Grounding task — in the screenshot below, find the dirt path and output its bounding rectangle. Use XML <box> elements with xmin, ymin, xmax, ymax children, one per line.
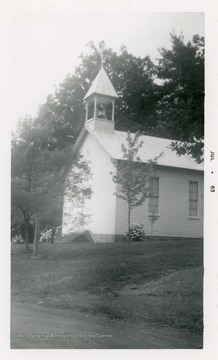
<box><xmin>11</xmin><ymin>302</ymin><xmax>202</xmax><ymax>349</ymax></box>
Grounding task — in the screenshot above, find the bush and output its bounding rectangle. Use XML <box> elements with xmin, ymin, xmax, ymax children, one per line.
<box><xmin>11</xmin><ymin>222</ymin><xmax>34</xmax><ymax>243</ymax></box>
<box><xmin>40</xmin><ymin>226</ymin><xmax>62</xmax><ymax>243</ymax></box>
<box><xmin>11</xmin><ymin>235</ymin><xmax>24</xmax><ymax>244</ymax></box>
<box><xmin>126</xmin><ymin>223</ymin><xmax>145</xmax><ymax>242</ymax></box>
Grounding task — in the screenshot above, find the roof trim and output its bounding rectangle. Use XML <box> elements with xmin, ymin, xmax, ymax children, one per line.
<box><xmin>154</xmin><ymin>163</ymin><xmax>204</xmax><ymax>173</ymax></box>
<box><xmin>73</xmin><ymin>127</ymin><xmax>88</xmax><ymax>154</ymax></box>
<box><xmin>74</xmin><ymin>124</ymin><xmax>204</xmax><ymax>172</ymax></box>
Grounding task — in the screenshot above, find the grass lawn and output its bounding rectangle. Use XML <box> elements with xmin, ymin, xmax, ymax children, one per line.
<box><xmin>11</xmin><ymin>239</ymin><xmax>203</xmax><ymax>338</ymax></box>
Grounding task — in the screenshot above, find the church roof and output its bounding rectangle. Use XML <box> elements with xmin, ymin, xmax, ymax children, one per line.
<box><xmin>78</xmin><ymin>123</ymin><xmax>203</xmax><ymax>172</ymax></box>
<box><xmin>84</xmin><ymin>67</ymin><xmax>118</xmax><ymax>101</ymax></box>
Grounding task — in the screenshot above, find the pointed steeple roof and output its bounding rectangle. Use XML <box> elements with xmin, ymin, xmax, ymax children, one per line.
<box><xmin>84</xmin><ymin>67</ymin><xmax>118</xmax><ymax>101</ymax></box>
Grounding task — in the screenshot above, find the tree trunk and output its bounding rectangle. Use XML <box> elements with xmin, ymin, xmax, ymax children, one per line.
<box><xmin>25</xmin><ymin>219</ymin><xmax>29</xmax><ymax>251</ymax></box>
<box><xmin>33</xmin><ymin>219</ymin><xmax>39</xmax><ymax>257</ymax></box>
<box><xmin>128</xmin><ymin>203</ymin><xmax>131</xmax><ymax>243</ymax></box>
<box><xmin>50</xmin><ymin>228</ymin><xmax>56</xmax><ymax>244</ymax></box>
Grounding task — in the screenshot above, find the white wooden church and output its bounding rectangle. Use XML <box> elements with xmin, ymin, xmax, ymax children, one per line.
<box><xmin>62</xmin><ymin>63</ymin><xmax>204</xmax><ymax>242</ymax></box>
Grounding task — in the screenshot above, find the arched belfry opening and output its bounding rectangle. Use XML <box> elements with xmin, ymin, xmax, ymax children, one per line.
<box><xmin>83</xmin><ymin>61</ymin><xmax>118</xmax><ymax>131</ymax></box>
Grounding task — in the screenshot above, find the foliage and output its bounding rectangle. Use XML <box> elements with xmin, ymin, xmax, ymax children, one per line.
<box><xmin>111</xmin><ymin>132</ymin><xmax>153</xmax><ymax>210</ymax></box>
<box><xmin>81</xmin><ymin>43</ymin><xmax>158</xmax><ymax>133</ymax></box>
<box><xmin>36</xmin><ymin>37</ymin><xmax>204</xmax><ymax>162</ymax></box>
<box><xmin>111</xmin><ymin>131</ymin><xmax>156</xmax><ymax>239</ymax></box>
<box><xmin>155</xmin><ymin>34</ymin><xmax>204</xmax><ymax>162</ymax></box>
<box><xmin>126</xmin><ymin>223</ymin><xmax>145</xmax><ymax>242</ymax></box>
<box><xmin>11</xmin><ymin>116</ymin><xmax>90</xmax><ymax>250</ymax></box>
<box><xmin>62</xmin><ymin>162</ymin><xmax>92</xmax><ymax>233</ymax></box>
<box><xmin>39</xmin><ymin>226</ymin><xmax>62</xmax><ymax>243</ymax></box>
<box><xmin>11</xmin><ymin>34</ymin><xmax>204</xmax><ymax>249</ymax></box>
<box><xmin>11</xmin><ymin>236</ymin><xmax>24</xmax><ymax>244</ymax></box>
<box><xmin>20</xmin><ymin>222</ymin><xmax>34</xmax><ymax>243</ymax></box>
<box><xmin>36</xmin><ymin>42</ymin><xmax>158</xmax><ymax>149</ymax></box>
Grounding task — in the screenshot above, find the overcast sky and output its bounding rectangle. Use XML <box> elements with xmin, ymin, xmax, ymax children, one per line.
<box><xmin>4</xmin><ymin>3</ymin><xmax>205</xmax><ymax>129</ymax></box>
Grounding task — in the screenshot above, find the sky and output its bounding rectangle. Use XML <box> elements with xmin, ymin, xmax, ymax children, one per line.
<box><xmin>3</xmin><ymin>2</ymin><xmax>205</xmax><ymax>130</ymax></box>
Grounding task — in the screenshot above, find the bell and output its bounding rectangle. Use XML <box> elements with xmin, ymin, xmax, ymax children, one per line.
<box><xmin>97</xmin><ymin>109</ymin><xmax>106</xmax><ymax>119</ymax></box>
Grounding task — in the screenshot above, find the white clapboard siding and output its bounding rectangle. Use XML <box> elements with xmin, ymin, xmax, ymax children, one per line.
<box><xmin>63</xmin><ymin>124</ymin><xmax>203</xmax><ymax>239</ymax></box>
<box><xmin>115</xmin><ymin>166</ymin><xmax>203</xmax><ymax>238</ymax></box>
<box><xmin>79</xmin><ymin>133</ymin><xmax>117</xmax><ymax>235</ymax></box>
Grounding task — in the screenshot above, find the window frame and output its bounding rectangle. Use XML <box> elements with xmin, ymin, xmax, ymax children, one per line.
<box><xmin>189</xmin><ymin>181</ymin><xmax>198</xmax><ymax>217</ymax></box>
<box><xmin>148</xmin><ymin>177</ymin><xmax>159</xmax><ymax>214</ymax></box>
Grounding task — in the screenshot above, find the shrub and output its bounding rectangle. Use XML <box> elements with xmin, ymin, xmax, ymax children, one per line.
<box><xmin>126</xmin><ymin>223</ymin><xmax>145</xmax><ymax>242</ymax></box>
<box><xmin>11</xmin><ymin>222</ymin><xmax>34</xmax><ymax>243</ymax></box>
<box><xmin>40</xmin><ymin>226</ymin><xmax>62</xmax><ymax>243</ymax></box>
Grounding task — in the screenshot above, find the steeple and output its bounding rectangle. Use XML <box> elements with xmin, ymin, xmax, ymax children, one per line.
<box><xmin>83</xmin><ymin>50</ymin><xmax>118</xmax><ymax>132</ymax></box>
<box><xmin>84</xmin><ymin>67</ymin><xmax>118</xmax><ymax>102</ymax></box>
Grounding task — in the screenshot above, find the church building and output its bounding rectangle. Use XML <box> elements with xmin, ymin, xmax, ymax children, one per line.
<box><xmin>62</xmin><ymin>62</ymin><xmax>204</xmax><ymax>242</ymax></box>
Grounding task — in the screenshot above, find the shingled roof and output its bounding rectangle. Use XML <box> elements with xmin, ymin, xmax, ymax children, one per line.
<box><xmin>84</xmin><ymin>67</ymin><xmax>118</xmax><ymax>101</ymax></box>
<box><xmin>76</xmin><ymin>122</ymin><xmax>203</xmax><ymax>172</ymax></box>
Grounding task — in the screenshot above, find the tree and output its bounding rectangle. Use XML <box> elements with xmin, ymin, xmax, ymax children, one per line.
<box><xmin>11</xmin><ymin>116</ymin><xmax>90</xmax><ymax>252</ymax></box>
<box><xmin>36</xmin><ymin>42</ymin><xmax>158</xmax><ymax>149</ymax></box>
<box><xmin>79</xmin><ymin>43</ymin><xmax>158</xmax><ymax>133</ymax></box>
<box><xmin>39</xmin><ymin>196</ymin><xmax>63</xmax><ymax>244</ymax></box>
<box><xmin>11</xmin><ymin>208</ymin><xmax>34</xmax><ymax>244</ymax></box>
<box><xmin>37</xmin><ymin>38</ymin><xmax>204</xmax><ymax>162</ymax></box>
<box><xmin>155</xmin><ymin>34</ymin><xmax>204</xmax><ymax>162</ymax></box>
<box><xmin>110</xmin><ymin>132</ymin><xmax>157</xmax><ymax>241</ymax></box>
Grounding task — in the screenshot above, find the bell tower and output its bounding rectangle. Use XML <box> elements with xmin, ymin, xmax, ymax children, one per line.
<box><xmin>83</xmin><ymin>46</ymin><xmax>118</xmax><ymax>132</ymax></box>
